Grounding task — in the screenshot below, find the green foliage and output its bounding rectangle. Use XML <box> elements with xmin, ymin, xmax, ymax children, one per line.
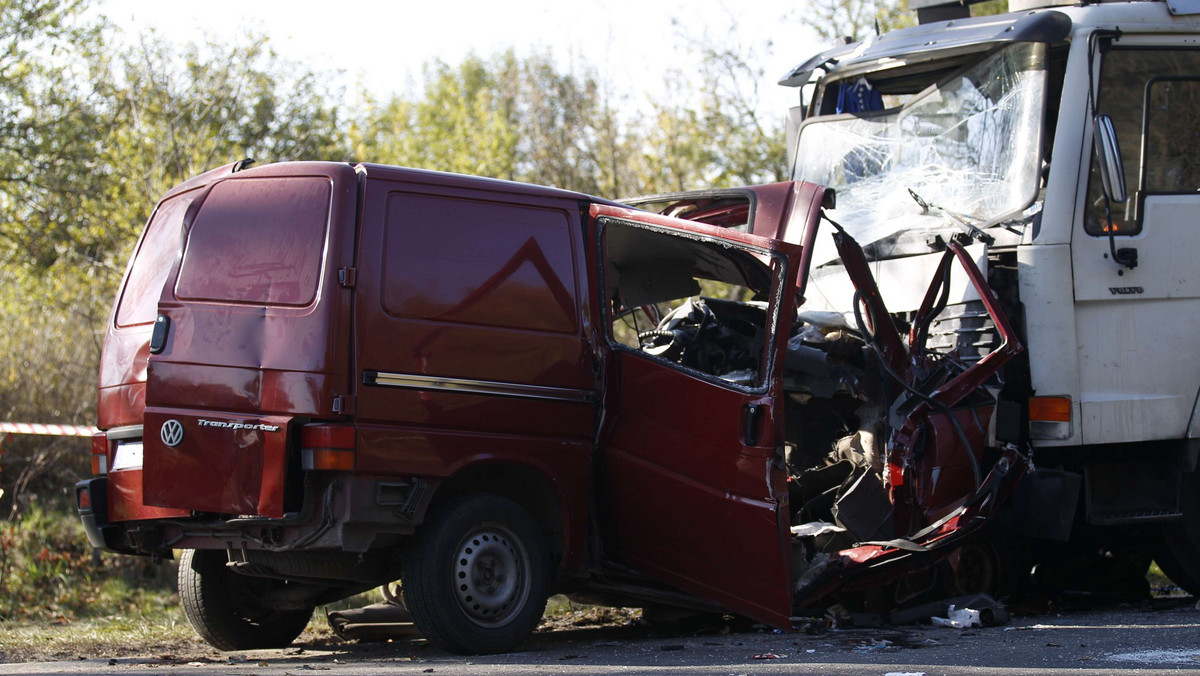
<box><xmin>0</xmin><ymin>0</ymin><xmax>110</xmax><ymax>269</ymax></box>
<box><xmin>0</xmin><ymin>3</ymin><xmax>351</xmax><ymax>516</ymax></box>
<box><xmin>0</xmin><ymin>504</ymin><xmax>176</xmax><ymax>622</ymax></box>
<box><xmin>971</xmin><ymin>0</ymin><xmax>1010</xmax><ymax>17</ymax></box>
<box><xmin>357</xmin><ymin>55</ymin><xmax>516</xmax><ymax>178</ymax></box>
<box><xmin>354</xmin><ymin>44</ymin><xmax>786</xmax><ymax>198</ymax></box>
<box><xmin>803</xmin><ymin>0</ymin><xmax>915</xmax><ymax>43</ymax></box>
<box><xmin>99</xmin><ymin>34</ymin><xmax>350</xmax><ymax>210</ymax></box>
<box><xmin>0</xmin><ymin>252</ymin><xmax>101</xmax><ymax>515</ymax></box>
<box><xmin>654</xmin><ymin>20</ymin><xmax>789</xmax><ymax>190</ymax></box>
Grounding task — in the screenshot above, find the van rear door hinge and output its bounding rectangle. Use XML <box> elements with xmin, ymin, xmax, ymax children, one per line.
<box><xmin>333</xmin><ymin>395</ymin><xmax>356</xmax><ymax>415</ymax></box>
<box><xmin>338</xmin><ymin>267</ymin><xmax>357</xmax><ymax>288</ymax></box>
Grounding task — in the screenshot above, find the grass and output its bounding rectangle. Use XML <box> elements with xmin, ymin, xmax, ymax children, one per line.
<box><xmin>0</xmin><ymin>614</ymin><xmax>199</xmax><ymax>662</ymax></box>
<box><xmin>0</xmin><ymin>505</ymin><xmax>196</xmax><ymax>662</ymax></box>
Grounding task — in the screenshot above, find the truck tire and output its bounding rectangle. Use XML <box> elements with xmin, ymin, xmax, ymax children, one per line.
<box><xmin>178</xmin><ymin>549</ymin><xmax>314</xmax><ymax>651</ymax></box>
<box><xmin>403</xmin><ymin>494</ymin><xmax>549</xmax><ymax>654</ymax></box>
<box><xmin>1159</xmin><ymin>473</ymin><xmax>1200</xmax><ymax>596</ymax></box>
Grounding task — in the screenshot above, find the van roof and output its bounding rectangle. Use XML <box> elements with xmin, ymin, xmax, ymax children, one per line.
<box><xmin>356</xmin><ymin>163</ymin><xmax>625</xmax><ymax>205</ymax></box>
<box><xmin>160</xmin><ymin>160</ymin><xmax>627</xmax><ymax>208</ymax></box>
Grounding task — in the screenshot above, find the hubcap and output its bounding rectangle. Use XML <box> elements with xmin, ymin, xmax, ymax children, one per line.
<box><xmin>452</xmin><ymin>523</ymin><xmax>530</xmax><ymax>627</ymax></box>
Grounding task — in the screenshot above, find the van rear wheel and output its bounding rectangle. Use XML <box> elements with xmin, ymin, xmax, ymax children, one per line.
<box><xmin>403</xmin><ymin>495</ymin><xmax>549</xmax><ymax>654</ymax></box>
<box><xmin>178</xmin><ymin>549</ymin><xmax>314</xmax><ymax>651</ymax></box>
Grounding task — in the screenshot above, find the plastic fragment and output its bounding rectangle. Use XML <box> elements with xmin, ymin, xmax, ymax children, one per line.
<box><xmin>931</xmin><ymin>605</ymin><xmax>982</xmax><ymax>629</ymax></box>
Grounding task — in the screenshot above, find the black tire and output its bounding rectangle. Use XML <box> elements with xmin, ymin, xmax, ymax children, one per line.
<box><xmin>403</xmin><ymin>494</ymin><xmax>550</xmax><ymax>654</ymax></box>
<box><xmin>178</xmin><ymin>549</ymin><xmax>314</xmax><ymax>651</ymax></box>
<box><xmin>1159</xmin><ymin>471</ymin><xmax>1200</xmax><ymax>596</ymax></box>
<box><xmin>949</xmin><ymin>533</ymin><xmax>1028</xmax><ymax>600</ymax></box>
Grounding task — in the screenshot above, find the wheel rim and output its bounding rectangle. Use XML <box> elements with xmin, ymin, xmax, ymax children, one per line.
<box><xmin>452</xmin><ymin>522</ymin><xmax>531</xmax><ymax>627</ymax></box>
<box><xmin>953</xmin><ymin>540</ymin><xmax>998</xmax><ymax>596</ymax></box>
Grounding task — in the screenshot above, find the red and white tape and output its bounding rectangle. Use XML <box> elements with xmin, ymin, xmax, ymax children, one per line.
<box><xmin>0</xmin><ymin>422</ymin><xmax>100</xmax><ymax>437</ymax></box>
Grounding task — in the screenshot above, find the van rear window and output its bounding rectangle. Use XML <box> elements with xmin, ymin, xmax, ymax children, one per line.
<box><xmin>176</xmin><ymin>177</ymin><xmax>332</xmax><ymax>306</ymax></box>
<box><xmin>115</xmin><ymin>192</ymin><xmax>196</xmax><ymax>327</ymax></box>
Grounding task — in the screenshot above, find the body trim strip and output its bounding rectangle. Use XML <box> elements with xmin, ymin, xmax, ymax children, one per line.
<box><xmin>362</xmin><ymin>371</ymin><xmax>597</xmax><ymax>404</ymax></box>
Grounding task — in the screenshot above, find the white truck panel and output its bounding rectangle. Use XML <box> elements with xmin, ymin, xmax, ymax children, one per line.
<box><xmin>805</xmin><ymin>243</ymin><xmax>987</xmax><ymax>315</ymax></box>
<box><xmin>1019</xmin><ymin>243</ymin><xmax>1084</xmax><ymax>446</ymax></box>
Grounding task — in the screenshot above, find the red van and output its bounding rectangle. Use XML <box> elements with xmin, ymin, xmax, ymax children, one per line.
<box><xmin>78</xmin><ymin>161</ymin><xmax>1025</xmax><ymax>654</ymax></box>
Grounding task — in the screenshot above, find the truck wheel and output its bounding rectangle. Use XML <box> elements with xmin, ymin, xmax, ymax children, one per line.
<box><xmin>403</xmin><ymin>494</ymin><xmax>549</xmax><ymax>654</ymax></box>
<box><xmin>1159</xmin><ymin>474</ymin><xmax>1200</xmax><ymax>596</ymax></box>
<box><xmin>178</xmin><ymin>549</ymin><xmax>314</xmax><ymax>651</ymax></box>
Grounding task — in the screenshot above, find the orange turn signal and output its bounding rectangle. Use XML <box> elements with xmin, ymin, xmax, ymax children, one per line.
<box><xmin>305</xmin><ymin>448</ymin><xmax>355</xmax><ymax>471</ymax></box>
<box><xmin>301</xmin><ymin>424</ymin><xmax>355</xmax><ymax>471</ymax></box>
<box><xmin>1029</xmin><ymin>396</ymin><xmax>1071</xmax><ymax>422</ymax></box>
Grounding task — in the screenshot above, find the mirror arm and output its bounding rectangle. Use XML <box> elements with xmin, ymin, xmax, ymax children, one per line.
<box><xmin>1101</xmin><ymin>194</ymin><xmax>1138</xmax><ymax>270</ymax></box>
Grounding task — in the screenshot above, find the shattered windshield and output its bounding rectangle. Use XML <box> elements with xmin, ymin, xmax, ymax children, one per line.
<box><xmin>794</xmin><ymin>43</ymin><xmax>1047</xmax><ymax>266</ymax></box>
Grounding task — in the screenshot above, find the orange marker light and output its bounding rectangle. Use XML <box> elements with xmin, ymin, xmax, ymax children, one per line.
<box><xmin>1029</xmin><ymin>396</ymin><xmax>1071</xmax><ymax>422</ymax></box>
<box><xmin>301</xmin><ymin>424</ymin><xmax>356</xmax><ymax>471</ymax></box>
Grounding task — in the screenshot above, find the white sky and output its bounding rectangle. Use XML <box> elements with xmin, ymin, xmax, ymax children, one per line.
<box><xmin>97</xmin><ymin>0</ymin><xmax>824</xmax><ymax>118</ymax></box>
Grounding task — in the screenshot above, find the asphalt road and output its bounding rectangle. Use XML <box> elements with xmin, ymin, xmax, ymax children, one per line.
<box><xmin>4</xmin><ymin>603</ymin><xmax>1200</xmax><ymax>675</ymax></box>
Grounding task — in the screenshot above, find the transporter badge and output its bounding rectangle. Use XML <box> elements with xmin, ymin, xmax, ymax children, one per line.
<box><xmin>160</xmin><ymin>419</ymin><xmax>184</xmax><ymax>447</ymax></box>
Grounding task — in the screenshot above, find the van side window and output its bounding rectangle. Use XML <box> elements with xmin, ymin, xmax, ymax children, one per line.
<box><xmin>381</xmin><ymin>194</ymin><xmax>578</xmax><ymax>333</ymax></box>
<box><xmin>176</xmin><ymin>177</ymin><xmax>332</xmax><ymax>306</ymax></box>
<box><xmin>1085</xmin><ymin>48</ymin><xmax>1200</xmax><ymax>236</ymax></box>
<box><xmin>602</xmin><ymin>218</ymin><xmax>781</xmax><ymax>390</ymax></box>
<box><xmin>115</xmin><ymin>192</ymin><xmax>196</xmax><ymax>327</ymax></box>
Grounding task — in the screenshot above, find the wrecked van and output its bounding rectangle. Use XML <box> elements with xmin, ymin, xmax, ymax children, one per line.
<box><xmin>77</xmin><ymin>161</ymin><xmax>1025</xmax><ymax>654</ymax></box>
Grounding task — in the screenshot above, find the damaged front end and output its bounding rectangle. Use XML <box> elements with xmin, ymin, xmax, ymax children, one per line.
<box><xmin>629</xmin><ymin>186</ymin><xmax>1027</xmax><ymax>616</ymax></box>
<box><xmin>787</xmin><ymin>224</ymin><xmax>1026</xmax><ymax>611</ymax></box>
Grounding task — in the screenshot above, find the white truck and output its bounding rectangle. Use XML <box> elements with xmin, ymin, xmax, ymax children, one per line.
<box><xmin>780</xmin><ymin>0</ymin><xmax>1200</xmax><ymax>596</ymax></box>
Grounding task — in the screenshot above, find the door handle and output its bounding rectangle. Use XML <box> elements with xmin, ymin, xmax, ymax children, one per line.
<box><xmin>742</xmin><ymin>403</ymin><xmax>763</xmax><ymax>447</ymax></box>
<box><xmin>149</xmin><ymin>314</ymin><xmax>170</xmax><ymax>354</ymax></box>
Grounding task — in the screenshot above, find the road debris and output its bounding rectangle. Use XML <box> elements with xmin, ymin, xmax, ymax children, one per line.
<box><xmin>932</xmin><ymin>605</ymin><xmax>983</xmax><ymax>629</ymax></box>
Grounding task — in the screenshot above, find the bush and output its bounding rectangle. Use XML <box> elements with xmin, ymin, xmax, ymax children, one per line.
<box><xmin>0</xmin><ymin>504</ymin><xmax>176</xmax><ymax>622</ymax></box>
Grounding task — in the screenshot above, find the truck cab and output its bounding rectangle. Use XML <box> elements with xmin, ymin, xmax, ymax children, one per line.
<box><xmin>781</xmin><ymin>0</ymin><xmax>1200</xmax><ymax>594</ymax></box>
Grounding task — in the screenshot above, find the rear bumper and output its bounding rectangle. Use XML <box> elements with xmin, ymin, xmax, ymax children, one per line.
<box><xmin>76</xmin><ymin>478</ymin><xmax>139</xmax><ymax>555</ymax></box>
<box><xmin>75</xmin><ymin>473</ymin><xmax>436</xmax><ymax>556</ymax></box>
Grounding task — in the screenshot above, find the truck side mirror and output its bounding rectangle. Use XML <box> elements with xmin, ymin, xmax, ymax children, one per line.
<box><xmin>1093</xmin><ymin>114</ymin><xmax>1128</xmax><ymax>204</ymax></box>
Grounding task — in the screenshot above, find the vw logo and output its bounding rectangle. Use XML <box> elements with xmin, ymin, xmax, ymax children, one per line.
<box><xmin>160</xmin><ymin>419</ymin><xmax>184</xmax><ymax>448</ymax></box>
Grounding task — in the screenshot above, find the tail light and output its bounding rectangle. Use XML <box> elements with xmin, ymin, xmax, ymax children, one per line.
<box><xmin>301</xmin><ymin>424</ymin><xmax>355</xmax><ymax>471</ymax></box>
<box><xmin>1029</xmin><ymin>395</ymin><xmax>1072</xmax><ymax>440</ymax></box>
<box><xmin>77</xmin><ymin>484</ymin><xmax>92</xmax><ymax>511</ymax></box>
<box><xmin>91</xmin><ymin>432</ymin><xmax>109</xmax><ymax>475</ymax></box>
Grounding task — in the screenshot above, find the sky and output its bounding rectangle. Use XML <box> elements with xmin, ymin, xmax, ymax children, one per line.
<box><xmin>97</xmin><ymin>0</ymin><xmax>824</xmax><ymax>117</ymax></box>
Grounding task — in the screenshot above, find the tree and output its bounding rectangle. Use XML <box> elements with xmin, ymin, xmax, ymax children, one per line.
<box><xmin>637</xmin><ymin>17</ymin><xmax>789</xmax><ymax>193</ymax></box>
<box><xmin>0</xmin><ymin>0</ymin><xmax>111</xmax><ymax>270</ymax></box>
<box><xmin>0</xmin><ymin>3</ymin><xmax>351</xmax><ymax>515</ymax></box>
<box><xmin>801</xmin><ymin>0</ymin><xmax>915</xmax><ymax>43</ymax></box>
<box><xmin>357</xmin><ymin>54</ymin><xmax>518</xmax><ymax>179</ymax></box>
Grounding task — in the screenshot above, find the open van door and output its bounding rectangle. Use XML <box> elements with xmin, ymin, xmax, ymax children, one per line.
<box><xmin>591</xmin><ymin>204</ymin><xmax>806</xmax><ymax>630</ymax></box>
